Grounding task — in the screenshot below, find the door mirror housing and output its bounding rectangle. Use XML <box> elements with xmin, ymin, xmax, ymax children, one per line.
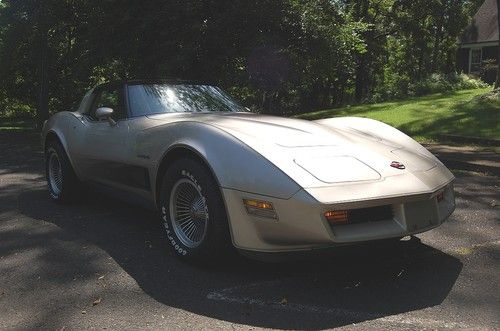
<box><xmin>96</xmin><ymin>107</ymin><xmax>114</xmax><ymax>119</ymax></box>
<box><xmin>95</xmin><ymin>107</ymin><xmax>116</xmax><ymax>126</ymax></box>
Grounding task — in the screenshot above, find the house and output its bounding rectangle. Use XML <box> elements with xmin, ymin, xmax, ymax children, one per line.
<box><xmin>458</xmin><ymin>0</ymin><xmax>499</xmax><ymax>76</ymax></box>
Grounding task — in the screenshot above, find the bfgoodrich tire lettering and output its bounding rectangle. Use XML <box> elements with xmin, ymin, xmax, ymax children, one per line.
<box><xmin>160</xmin><ymin>158</ymin><xmax>232</xmax><ymax>263</ymax></box>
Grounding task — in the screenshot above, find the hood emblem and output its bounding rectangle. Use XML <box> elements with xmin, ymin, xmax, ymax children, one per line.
<box><xmin>390</xmin><ymin>161</ymin><xmax>405</xmax><ymax>170</ymax></box>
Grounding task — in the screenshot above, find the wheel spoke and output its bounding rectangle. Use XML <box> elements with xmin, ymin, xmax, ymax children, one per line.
<box><xmin>184</xmin><ymin>222</ymin><xmax>196</xmax><ymax>237</ymax></box>
<box><xmin>169</xmin><ymin>178</ymin><xmax>209</xmax><ymax>248</ymax></box>
<box><xmin>181</xmin><ymin>219</ymin><xmax>194</xmax><ymax>231</ymax></box>
<box><xmin>192</xmin><ymin>225</ymin><xmax>202</xmax><ymax>242</ymax></box>
<box><xmin>176</xmin><ymin>195</ymin><xmax>193</xmax><ymax>206</ymax></box>
<box><xmin>177</xmin><ymin>215</ymin><xmax>192</xmax><ymax>224</ymax></box>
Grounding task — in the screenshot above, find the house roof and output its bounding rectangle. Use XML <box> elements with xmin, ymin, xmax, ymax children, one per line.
<box><xmin>460</xmin><ymin>0</ymin><xmax>499</xmax><ymax>45</ymax></box>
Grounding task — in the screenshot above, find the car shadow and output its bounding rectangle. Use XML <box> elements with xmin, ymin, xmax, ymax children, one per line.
<box><xmin>17</xmin><ymin>188</ymin><xmax>463</xmax><ymax>329</ymax></box>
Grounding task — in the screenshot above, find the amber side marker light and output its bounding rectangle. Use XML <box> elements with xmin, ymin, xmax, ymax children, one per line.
<box><xmin>437</xmin><ymin>191</ymin><xmax>444</xmax><ymax>203</ymax></box>
<box><xmin>325</xmin><ymin>210</ymin><xmax>349</xmax><ymax>224</ymax></box>
<box><xmin>243</xmin><ymin>199</ymin><xmax>277</xmax><ymax>219</ymax></box>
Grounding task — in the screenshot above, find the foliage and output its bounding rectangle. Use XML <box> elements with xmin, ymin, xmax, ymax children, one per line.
<box><xmin>361</xmin><ymin>72</ymin><xmax>488</xmax><ymax>102</ymax></box>
<box><xmin>0</xmin><ymin>0</ymin><xmax>493</xmax><ymax>123</ymax></box>
<box><xmin>297</xmin><ymin>88</ymin><xmax>499</xmax><ymax>141</ymax></box>
<box><xmin>409</xmin><ymin>73</ymin><xmax>489</xmax><ymax>96</ymax></box>
<box><xmin>471</xmin><ymin>87</ymin><xmax>500</xmax><ymax>102</ymax></box>
<box><xmin>480</xmin><ymin>59</ymin><xmax>498</xmax><ymax>85</ymax></box>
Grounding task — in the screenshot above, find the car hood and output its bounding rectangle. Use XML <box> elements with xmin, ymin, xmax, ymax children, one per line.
<box><xmin>148</xmin><ymin>112</ymin><xmax>374</xmax><ymax>147</ymax></box>
<box><xmin>147</xmin><ymin>112</ymin><xmax>450</xmax><ymax>192</ymax></box>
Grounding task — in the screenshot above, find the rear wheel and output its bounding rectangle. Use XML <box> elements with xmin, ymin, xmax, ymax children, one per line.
<box><xmin>45</xmin><ymin>140</ymin><xmax>80</xmax><ymax>203</ymax></box>
<box><xmin>159</xmin><ymin>158</ymin><xmax>232</xmax><ymax>264</ymax></box>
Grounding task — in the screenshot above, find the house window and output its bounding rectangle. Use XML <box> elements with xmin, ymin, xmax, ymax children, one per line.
<box><xmin>470</xmin><ymin>48</ymin><xmax>482</xmax><ymax>73</ymax></box>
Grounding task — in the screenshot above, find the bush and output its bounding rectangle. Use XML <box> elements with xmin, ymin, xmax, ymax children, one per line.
<box><xmin>480</xmin><ymin>59</ymin><xmax>497</xmax><ymax>85</ymax></box>
<box><xmin>370</xmin><ymin>70</ymin><xmax>411</xmax><ymax>103</ymax></box>
<box><xmin>369</xmin><ymin>73</ymin><xmax>488</xmax><ymax>103</ymax></box>
<box><xmin>471</xmin><ymin>88</ymin><xmax>500</xmax><ymax>102</ymax></box>
<box><xmin>0</xmin><ymin>97</ymin><xmax>36</xmax><ymax>119</ymax></box>
<box><xmin>408</xmin><ymin>73</ymin><xmax>489</xmax><ymax>96</ymax></box>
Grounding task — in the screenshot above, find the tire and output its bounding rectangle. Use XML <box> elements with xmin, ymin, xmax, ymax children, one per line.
<box><xmin>45</xmin><ymin>140</ymin><xmax>80</xmax><ymax>203</ymax></box>
<box><xmin>159</xmin><ymin>157</ymin><xmax>232</xmax><ymax>264</ymax></box>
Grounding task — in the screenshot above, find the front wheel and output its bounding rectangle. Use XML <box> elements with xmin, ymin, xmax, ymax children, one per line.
<box><xmin>159</xmin><ymin>158</ymin><xmax>232</xmax><ymax>264</ymax></box>
<box><xmin>45</xmin><ymin>140</ymin><xmax>80</xmax><ymax>203</ymax></box>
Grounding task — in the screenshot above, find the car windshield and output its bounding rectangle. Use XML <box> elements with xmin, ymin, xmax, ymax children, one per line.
<box><xmin>127</xmin><ymin>84</ymin><xmax>246</xmax><ymax>116</ymax></box>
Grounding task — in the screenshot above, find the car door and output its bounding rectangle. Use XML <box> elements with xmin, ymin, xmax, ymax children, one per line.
<box><xmin>78</xmin><ymin>84</ymin><xmax>138</xmax><ymax>190</ymax></box>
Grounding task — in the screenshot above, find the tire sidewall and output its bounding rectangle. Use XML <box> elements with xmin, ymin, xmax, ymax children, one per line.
<box><xmin>160</xmin><ymin>159</ymin><xmax>228</xmax><ymax>260</ymax></box>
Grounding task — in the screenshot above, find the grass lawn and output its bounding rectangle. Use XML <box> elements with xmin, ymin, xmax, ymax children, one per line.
<box><xmin>297</xmin><ymin>88</ymin><xmax>499</xmax><ymax>142</ymax></box>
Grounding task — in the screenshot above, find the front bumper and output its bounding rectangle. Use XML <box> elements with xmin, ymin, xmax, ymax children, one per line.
<box><xmin>222</xmin><ymin>182</ymin><xmax>455</xmax><ymax>253</ymax></box>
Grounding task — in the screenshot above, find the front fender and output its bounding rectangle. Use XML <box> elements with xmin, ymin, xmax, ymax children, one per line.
<box><xmin>138</xmin><ymin>121</ymin><xmax>302</xmax><ymax>200</ymax></box>
<box><xmin>41</xmin><ymin>112</ymin><xmax>85</xmax><ymax>177</ymax></box>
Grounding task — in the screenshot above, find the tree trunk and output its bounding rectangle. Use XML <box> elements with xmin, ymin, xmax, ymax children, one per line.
<box><xmin>432</xmin><ymin>5</ymin><xmax>445</xmax><ymax>72</ymax></box>
<box><xmin>496</xmin><ymin>0</ymin><xmax>500</xmax><ymax>89</ymax></box>
<box><xmin>355</xmin><ymin>57</ymin><xmax>367</xmax><ymax>102</ymax></box>
<box><xmin>35</xmin><ymin>0</ymin><xmax>50</xmax><ymax>130</ymax></box>
<box><xmin>37</xmin><ymin>31</ymin><xmax>49</xmax><ymax>130</ymax></box>
<box><xmin>354</xmin><ymin>0</ymin><xmax>369</xmax><ymax>102</ymax></box>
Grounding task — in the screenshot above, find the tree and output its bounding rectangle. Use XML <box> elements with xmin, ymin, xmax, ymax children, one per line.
<box><xmin>496</xmin><ymin>0</ymin><xmax>500</xmax><ymax>89</ymax></box>
<box><xmin>0</xmin><ymin>0</ymin><xmax>96</xmax><ymax>126</ymax></box>
<box><xmin>0</xmin><ymin>0</ymin><xmax>489</xmax><ymax>120</ymax></box>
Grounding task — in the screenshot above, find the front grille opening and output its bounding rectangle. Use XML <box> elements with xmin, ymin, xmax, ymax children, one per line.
<box><xmin>336</xmin><ymin>205</ymin><xmax>393</xmax><ymax>226</ymax></box>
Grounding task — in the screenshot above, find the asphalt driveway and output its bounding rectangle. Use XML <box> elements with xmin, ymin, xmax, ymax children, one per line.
<box><xmin>0</xmin><ymin>132</ymin><xmax>499</xmax><ymax>330</ymax></box>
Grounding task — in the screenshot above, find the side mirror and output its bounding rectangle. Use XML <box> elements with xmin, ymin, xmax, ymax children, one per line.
<box><xmin>95</xmin><ymin>107</ymin><xmax>116</xmax><ymax>126</ymax></box>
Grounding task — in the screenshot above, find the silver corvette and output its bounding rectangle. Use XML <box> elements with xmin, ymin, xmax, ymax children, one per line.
<box><xmin>42</xmin><ymin>80</ymin><xmax>456</xmax><ymax>262</ymax></box>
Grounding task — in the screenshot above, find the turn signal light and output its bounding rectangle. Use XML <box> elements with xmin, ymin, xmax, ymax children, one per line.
<box><xmin>437</xmin><ymin>191</ymin><xmax>444</xmax><ymax>202</ymax></box>
<box><xmin>243</xmin><ymin>199</ymin><xmax>277</xmax><ymax>219</ymax></box>
<box><xmin>243</xmin><ymin>199</ymin><xmax>273</xmax><ymax>210</ymax></box>
<box><xmin>324</xmin><ymin>210</ymin><xmax>348</xmax><ymax>224</ymax></box>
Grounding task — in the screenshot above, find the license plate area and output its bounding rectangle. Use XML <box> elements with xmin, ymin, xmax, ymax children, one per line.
<box><xmin>404</xmin><ymin>199</ymin><xmax>438</xmax><ymax>231</ymax></box>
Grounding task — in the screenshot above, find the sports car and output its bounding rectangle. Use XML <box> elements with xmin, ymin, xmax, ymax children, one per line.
<box><xmin>41</xmin><ymin>80</ymin><xmax>456</xmax><ymax>262</ymax></box>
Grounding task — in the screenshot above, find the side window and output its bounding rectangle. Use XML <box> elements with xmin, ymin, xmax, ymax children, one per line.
<box><xmin>89</xmin><ymin>86</ymin><xmax>126</xmax><ymax>121</ymax></box>
<box><xmin>127</xmin><ymin>85</ymin><xmax>151</xmax><ymax>117</ymax></box>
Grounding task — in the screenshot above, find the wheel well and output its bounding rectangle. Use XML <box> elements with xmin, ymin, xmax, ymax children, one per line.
<box><xmin>44</xmin><ymin>131</ymin><xmax>62</xmax><ymax>151</ymax></box>
<box><xmin>155</xmin><ymin>146</ymin><xmax>219</xmax><ymax>206</ymax></box>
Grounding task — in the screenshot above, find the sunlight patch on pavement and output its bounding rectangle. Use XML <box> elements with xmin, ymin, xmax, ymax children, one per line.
<box><xmin>447</xmin><ymin>240</ymin><xmax>500</xmax><ymax>257</ymax></box>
